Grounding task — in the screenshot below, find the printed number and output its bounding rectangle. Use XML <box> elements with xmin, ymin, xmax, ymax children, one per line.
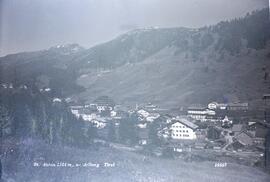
<box><xmin>214</xmin><ymin>162</ymin><xmax>227</xmax><ymax>167</ymax></box>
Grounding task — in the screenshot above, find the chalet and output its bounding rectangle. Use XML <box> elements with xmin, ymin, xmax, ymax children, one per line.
<box><xmin>170</xmin><ymin>117</ymin><xmax>198</xmax><ymax>140</ymax></box>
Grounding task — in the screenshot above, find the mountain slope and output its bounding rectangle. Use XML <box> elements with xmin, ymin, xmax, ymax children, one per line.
<box><xmin>0</xmin><ymin>9</ymin><xmax>269</xmax><ymax>108</ymax></box>
<box><xmin>73</xmin><ymin>9</ymin><xmax>270</xmax><ymax>107</ymax></box>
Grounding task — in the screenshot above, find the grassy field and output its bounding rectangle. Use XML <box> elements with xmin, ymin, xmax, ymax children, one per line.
<box><xmin>2</xmin><ymin>140</ymin><xmax>270</xmax><ymax>182</ymax></box>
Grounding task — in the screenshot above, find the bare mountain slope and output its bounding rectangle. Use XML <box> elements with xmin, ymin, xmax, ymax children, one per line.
<box><xmin>76</xmin><ymin>41</ymin><xmax>270</xmax><ymax>107</ymax></box>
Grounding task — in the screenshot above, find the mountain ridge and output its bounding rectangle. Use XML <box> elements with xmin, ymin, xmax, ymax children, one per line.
<box><xmin>0</xmin><ymin>8</ymin><xmax>269</xmax><ymax>108</ymax></box>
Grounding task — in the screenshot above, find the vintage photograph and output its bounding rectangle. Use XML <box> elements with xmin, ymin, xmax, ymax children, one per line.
<box><xmin>0</xmin><ymin>0</ymin><xmax>270</xmax><ymax>181</ymax></box>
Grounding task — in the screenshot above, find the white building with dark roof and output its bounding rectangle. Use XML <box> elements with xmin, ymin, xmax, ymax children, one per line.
<box><xmin>170</xmin><ymin>117</ymin><xmax>198</xmax><ymax>140</ymax></box>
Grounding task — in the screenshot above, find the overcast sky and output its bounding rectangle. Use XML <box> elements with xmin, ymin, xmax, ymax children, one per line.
<box><xmin>0</xmin><ymin>0</ymin><xmax>268</xmax><ymax>56</ymax></box>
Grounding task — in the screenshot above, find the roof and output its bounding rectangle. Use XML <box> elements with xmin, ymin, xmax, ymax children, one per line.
<box><xmin>159</xmin><ymin>114</ymin><xmax>173</xmax><ymax>120</ymax></box>
<box><xmin>232</xmin><ymin>124</ymin><xmax>243</xmax><ymax>132</ymax></box>
<box><xmin>171</xmin><ymin>117</ymin><xmax>198</xmax><ymax>130</ymax></box>
<box><xmin>235</xmin><ymin>132</ymin><xmax>253</xmax><ymax>146</ymax></box>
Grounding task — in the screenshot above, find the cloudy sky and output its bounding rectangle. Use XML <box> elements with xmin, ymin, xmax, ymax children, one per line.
<box><xmin>0</xmin><ymin>0</ymin><xmax>268</xmax><ymax>56</ymax></box>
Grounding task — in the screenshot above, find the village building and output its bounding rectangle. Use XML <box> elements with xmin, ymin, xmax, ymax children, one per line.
<box><xmin>91</xmin><ymin>119</ymin><xmax>106</xmax><ymax>129</ymax></box>
<box><xmin>70</xmin><ymin>105</ymin><xmax>84</xmax><ymax>116</ymax></box>
<box><xmin>187</xmin><ymin>107</ymin><xmax>216</xmax><ymax>122</ymax></box>
<box><xmin>221</xmin><ymin>116</ymin><xmax>233</xmax><ymax>128</ymax></box>
<box><xmin>170</xmin><ymin>117</ymin><xmax>198</xmax><ymax>140</ymax></box>
<box><xmin>80</xmin><ymin>113</ymin><xmax>97</xmax><ymax>121</ymax></box>
<box><xmin>208</xmin><ymin>102</ymin><xmax>219</xmax><ymax>110</ymax></box>
<box><xmin>92</xmin><ymin>96</ymin><xmax>115</xmax><ymax>113</ymax></box>
<box><xmin>234</xmin><ymin>131</ymin><xmax>254</xmax><ymax>146</ymax></box>
<box><xmin>205</xmin><ymin>115</ymin><xmax>221</xmax><ymax>122</ymax></box>
<box><xmin>136</xmin><ymin>109</ymin><xmax>160</xmax><ymax>123</ymax></box>
<box><xmin>137</xmin><ymin>109</ymin><xmax>150</xmax><ymax>118</ymax></box>
<box><xmin>208</xmin><ymin>102</ymin><xmax>227</xmax><ymax>110</ymax></box>
<box><xmin>146</xmin><ymin>113</ymin><xmax>160</xmax><ymax>122</ymax></box>
<box><xmin>227</xmin><ymin>102</ymin><xmax>249</xmax><ymax>111</ymax></box>
<box><xmin>143</xmin><ymin>103</ymin><xmax>157</xmax><ymax>111</ymax></box>
<box><xmin>137</xmin><ymin>123</ymin><xmax>147</xmax><ymax>129</ymax></box>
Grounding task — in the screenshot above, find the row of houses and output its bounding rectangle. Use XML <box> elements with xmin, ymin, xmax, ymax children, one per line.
<box><xmin>186</xmin><ymin>102</ymin><xmax>249</xmax><ymax>123</ymax></box>
<box><xmin>68</xmin><ymin>98</ymin><xmax>268</xmax><ymax>149</ymax></box>
<box><xmin>67</xmin><ymin>97</ymin><xmax>270</xmax><ymax>169</ymax></box>
<box><xmin>69</xmin><ymin>96</ymin><xmax>116</xmax><ymax>129</ymax></box>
